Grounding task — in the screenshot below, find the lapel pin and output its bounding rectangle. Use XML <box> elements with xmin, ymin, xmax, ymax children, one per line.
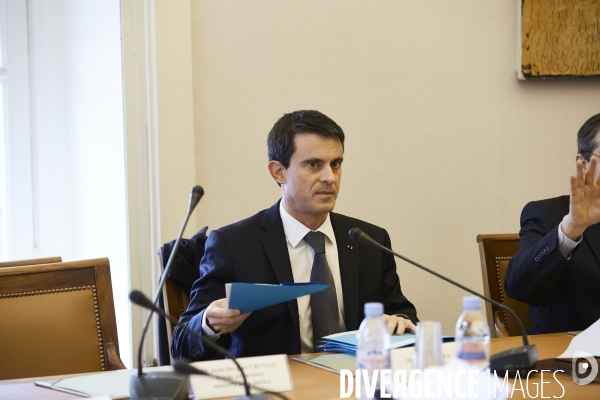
<box><xmin>347</xmin><ymin>245</ymin><xmax>353</xmax><ymax>250</ymax></box>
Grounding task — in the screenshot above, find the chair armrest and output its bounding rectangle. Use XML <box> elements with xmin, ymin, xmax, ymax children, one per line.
<box><xmin>105</xmin><ymin>342</ymin><xmax>127</xmax><ymax>370</ymax></box>
<box><xmin>494</xmin><ymin>311</ymin><xmax>510</xmax><ymax>338</ymax></box>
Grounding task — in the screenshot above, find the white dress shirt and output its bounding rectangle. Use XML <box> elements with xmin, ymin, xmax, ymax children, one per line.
<box><xmin>558</xmin><ymin>222</ymin><xmax>583</xmax><ymax>259</ymax></box>
<box><xmin>279</xmin><ymin>202</ymin><xmax>347</xmax><ymax>353</ymax></box>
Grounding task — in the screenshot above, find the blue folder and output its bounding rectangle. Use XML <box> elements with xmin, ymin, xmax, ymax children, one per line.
<box><xmin>227</xmin><ymin>282</ymin><xmax>329</xmax><ymax>313</ymax></box>
<box><xmin>317</xmin><ymin>331</ymin><xmax>455</xmax><ymax>355</ymax></box>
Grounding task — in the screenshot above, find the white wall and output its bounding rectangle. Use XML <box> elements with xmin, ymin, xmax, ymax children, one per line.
<box><xmin>183</xmin><ymin>1</ymin><xmax>600</xmax><ymax>333</ymax></box>
<box><xmin>121</xmin><ymin>0</ymin><xmax>198</xmax><ymax>367</ymax></box>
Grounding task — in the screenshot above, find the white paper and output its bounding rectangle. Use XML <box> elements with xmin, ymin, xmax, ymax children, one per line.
<box><xmin>83</xmin><ymin>397</ymin><xmax>113</xmax><ymax>400</ymax></box>
<box><xmin>225</xmin><ymin>283</ymin><xmax>232</xmax><ymax>307</ymax></box>
<box><xmin>189</xmin><ymin>354</ymin><xmax>293</xmax><ymax>399</ymax></box>
<box><xmin>557</xmin><ymin>317</ymin><xmax>600</xmax><ymax>358</ymax></box>
<box><xmin>67</xmin><ymin>397</ymin><xmax>112</xmax><ymax>400</ymax></box>
<box><xmin>42</xmin><ymin>366</ymin><xmax>175</xmax><ymax>399</ymax></box>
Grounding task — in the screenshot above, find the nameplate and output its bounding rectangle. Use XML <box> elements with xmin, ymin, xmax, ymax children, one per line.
<box><xmin>189</xmin><ymin>354</ymin><xmax>294</xmax><ymax>399</ymax></box>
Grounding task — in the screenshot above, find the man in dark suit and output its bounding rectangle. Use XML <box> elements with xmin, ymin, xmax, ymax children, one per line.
<box><xmin>172</xmin><ymin>110</ymin><xmax>418</xmax><ymax>360</ymax></box>
<box><xmin>505</xmin><ymin>113</ymin><xmax>600</xmax><ymax>334</ymax></box>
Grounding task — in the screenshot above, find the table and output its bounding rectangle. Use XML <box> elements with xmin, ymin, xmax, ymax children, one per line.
<box><xmin>1</xmin><ymin>333</ymin><xmax>598</xmax><ymax>399</ymax></box>
<box><xmin>489</xmin><ymin>333</ymin><xmax>598</xmax><ymax>399</ymax></box>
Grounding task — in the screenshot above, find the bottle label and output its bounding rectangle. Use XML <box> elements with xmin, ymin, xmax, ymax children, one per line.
<box><xmin>457</xmin><ymin>342</ymin><xmax>486</xmax><ymax>361</ymax></box>
<box><xmin>357</xmin><ymin>350</ymin><xmax>391</xmax><ymax>371</ymax></box>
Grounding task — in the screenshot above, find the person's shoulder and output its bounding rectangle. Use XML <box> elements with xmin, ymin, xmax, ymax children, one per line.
<box><xmin>212</xmin><ymin>201</ymin><xmax>279</xmax><ymax>237</ymax></box>
<box><xmin>522</xmin><ymin>195</ymin><xmax>569</xmax><ymax>214</ymax></box>
<box><xmin>520</xmin><ymin>195</ymin><xmax>569</xmax><ymax>226</ymax></box>
<box><xmin>330</xmin><ymin>212</ymin><xmax>387</xmax><ymax>237</ymax></box>
<box><xmin>215</xmin><ymin>209</ymin><xmax>268</xmax><ymax>234</ymax></box>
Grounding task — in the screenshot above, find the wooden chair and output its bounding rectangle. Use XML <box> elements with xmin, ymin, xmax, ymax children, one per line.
<box><xmin>477</xmin><ymin>234</ymin><xmax>532</xmax><ymax>338</ymax></box>
<box><xmin>156</xmin><ymin>227</ymin><xmax>207</xmax><ymax>365</ymax></box>
<box><xmin>0</xmin><ymin>258</ymin><xmax>126</xmax><ymax>379</ymax></box>
<box><xmin>0</xmin><ymin>256</ymin><xmax>62</xmax><ymax>268</ymax></box>
<box><xmin>158</xmin><ymin>247</ymin><xmax>191</xmax><ymax>355</ymax></box>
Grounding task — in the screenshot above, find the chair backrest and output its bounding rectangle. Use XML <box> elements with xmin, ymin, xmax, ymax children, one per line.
<box><xmin>477</xmin><ymin>234</ymin><xmax>531</xmax><ymax>338</ymax></box>
<box><xmin>0</xmin><ymin>258</ymin><xmax>125</xmax><ymax>379</ymax></box>
<box><xmin>0</xmin><ymin>256</ymin><xmax>62</xmax><ymax>268</ymax></box>
<box><xmin>157</xmin><ymin>227</ymin><xmax>208</xmax><ymax>365</ymax></box>
<box><xmin>158</xmin><ymin>247</ymin><xmax>191</xmax><ymax>351</ymax></box>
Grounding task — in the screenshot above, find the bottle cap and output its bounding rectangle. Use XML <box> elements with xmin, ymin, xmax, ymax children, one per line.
<box><xmin>364</xmin><ymin>302</ymin><xmax>384</xmax><ymax>317</ymax></box>
<box><xmin>462</xmin><ymin>296</ymin><xmax>481</xmax><ymax>310</ymax></box>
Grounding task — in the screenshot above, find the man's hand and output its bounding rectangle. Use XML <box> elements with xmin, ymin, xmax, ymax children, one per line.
<box><xmin>205</xmin><ymin>298</ymin><xmax>252</xmax><ymax>334</ymax></box>
<box><xmin>562</xmin><ymin>157</ymin><xmax>600</xmax><ymax>241</ymax></box>
<box><xmin>382</xmin><ymin>314</ymin><xmax>416</xmax><ymax>335</ymax></box>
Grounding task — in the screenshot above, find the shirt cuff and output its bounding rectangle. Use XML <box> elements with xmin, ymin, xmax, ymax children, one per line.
<box><xmin>201</xmin><ymin>310</ymin><xmax>222</xmax><ymax>341</ymax></box>
<box><xmin>558</xmin><ymin>222</ymin><xmax>582</xmax><ymax>259</ymax></box>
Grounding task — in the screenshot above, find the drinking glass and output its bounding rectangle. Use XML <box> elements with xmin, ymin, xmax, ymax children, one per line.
<box><xmin>412</xmin><ymin>321</ymin><xmax>444</xmax><ymax>370</ymax></box>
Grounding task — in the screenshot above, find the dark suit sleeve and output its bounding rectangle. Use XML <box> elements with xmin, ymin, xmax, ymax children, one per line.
<box><xmin>380</xmin><ymin>229</ymin><xmax>419</xmax><ymax>324</ymax></box>
<box><xmin>171</xmin><ymin>230</ymin><xmax>233</xmax><ymax>361</ymax></box>
<box><xmin>505</xmin><ymin>201</ymin><xmax>569</xmax><ymax>306</ymax></box>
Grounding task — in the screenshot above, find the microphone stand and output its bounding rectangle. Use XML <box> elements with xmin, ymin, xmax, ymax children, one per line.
<box><xmin>348</xmin><ymin>227</ymin><xmax>538</xmax><ymax>375</ymax></box>
<box><xmin>130</xmin><ymin>186</ymin><xmax>204</xmax><ymax>400</ymax></box>
<box><xmin>130</xmin><ymin>290</ymin><xmax>279</xmax><ymax>400</ymax></box>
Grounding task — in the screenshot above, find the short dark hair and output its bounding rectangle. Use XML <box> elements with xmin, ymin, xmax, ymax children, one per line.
<box><xmin>267</xmin><ymin>110</ymin><xmax>345</xmax><ymax>168</ymax></box>
<box><xmin>578</xmin><ymin>113</ymin><xmax>600</xmax><ymax>161</ymax></box>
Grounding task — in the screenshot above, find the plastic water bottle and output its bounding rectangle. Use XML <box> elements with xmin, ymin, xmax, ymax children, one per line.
<box><xmin>356</xmin><ymin>302</ymin><xmax>391</xmax><ymax>399</ymax></box>
<box><xmin>455</xmin><ymin>296</ymin><xmax>490</xmax><ymax>370</ymax></box>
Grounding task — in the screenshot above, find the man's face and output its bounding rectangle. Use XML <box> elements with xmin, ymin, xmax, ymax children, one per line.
<box><xmin>588</xmin><ymin>152</ymin><xmax>600</xmax><ymax>180</ymax></box>
<box><xmin>579</xmin><ymin>132</ymin><xmax>600</xmax><ymax>179</ymax></box>
<box><xmin>280</xmin><ymin>133</ymin><xmax>343</xmax><ymax>227</ymax></box>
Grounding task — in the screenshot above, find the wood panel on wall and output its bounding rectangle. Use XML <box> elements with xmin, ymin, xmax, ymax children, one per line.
<box><xmin>520</xmin><ymin>0</ymin><xmax>600</xmax><ymax>79</ymax></box>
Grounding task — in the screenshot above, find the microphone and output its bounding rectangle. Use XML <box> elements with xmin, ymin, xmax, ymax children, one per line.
<box><xmin>131</xmin><ymin>186</ymin><xmax>204</xmax><ymax>400</ymax></box>
<box><xmin>348</xmin><ymin>227</ymin><xmax>538</xmax><ymax>375</ymax></box>
<box><xmin>189</xmin><ymin>186</ymin><xmax>204</xmax><ymax>212</ymax></box>
<box><xmin>130</xmin><ymin>290</ymin><xmax>279</xmax><ymax>400</ymax></box>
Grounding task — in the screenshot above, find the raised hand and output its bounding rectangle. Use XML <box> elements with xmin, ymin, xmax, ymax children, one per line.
<box><xmin>561</xmin><ymin>156</ymin><xmax>600</xmax><ymax>241</ymax></box>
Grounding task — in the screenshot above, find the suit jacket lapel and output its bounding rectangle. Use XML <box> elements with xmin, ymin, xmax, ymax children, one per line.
<box><xmin>258</xmin><ymin>200</ymin><xmax>299</xmax><ymax>332</ymax></box>
<box><xmin>331</xmin><ymin>213</ymin><xmax>360</xmax><ymax>330</ymax></box>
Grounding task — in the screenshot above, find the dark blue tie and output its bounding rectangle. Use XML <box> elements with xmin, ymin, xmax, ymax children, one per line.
<box><xmin>304</xmin><ymin>231</ymin><xmax>341</xmax><ymax>351</ymax></box>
